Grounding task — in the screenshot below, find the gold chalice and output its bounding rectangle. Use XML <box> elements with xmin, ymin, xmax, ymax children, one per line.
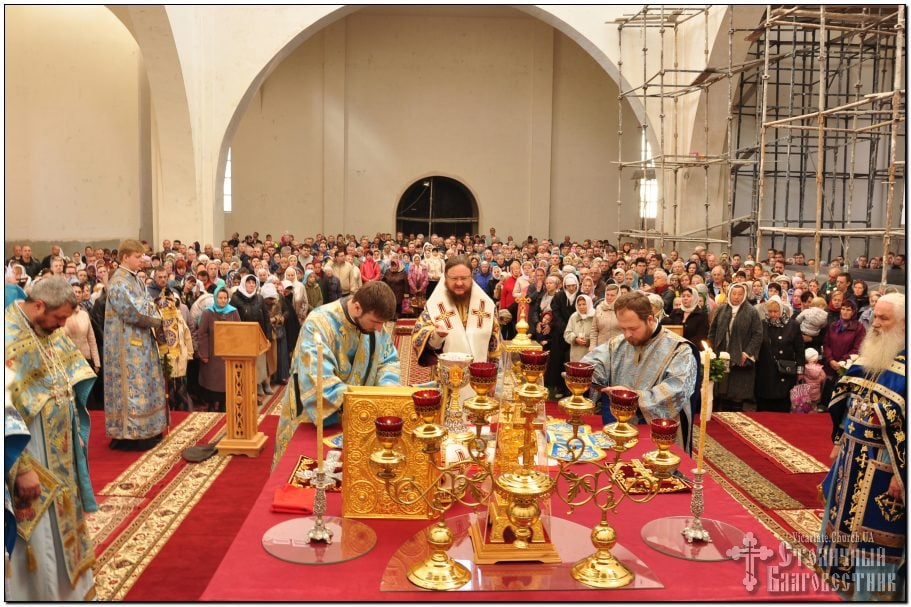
<box><xmin>642</xmin><ymin>418</ymin><xmax>681</xmax><ymax>479</ymax></box>
<box><xmin>603</xmin><ymin>389</ymin><xmax>639</xmax><ymax>452</ymax></box>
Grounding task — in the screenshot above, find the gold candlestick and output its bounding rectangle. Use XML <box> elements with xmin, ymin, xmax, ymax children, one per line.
<box><xmin>307</xmin><ymin>332</ymin><xmax>333</xmax><ymax>544</ymax></box>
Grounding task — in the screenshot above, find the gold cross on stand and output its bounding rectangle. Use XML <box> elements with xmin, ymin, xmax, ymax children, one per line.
<box><xmin>515</xmin><ymin>293</ymin><xmax>532</xmax><ymax>322</ymax></box>
<box><xmin>434</xmin><ymin>302</ymin><xmax>456</xmax><ymax>330</ymax></box>
<box><xmin>470</xmin><ymin>300</ymin><xmax>492</xmax><ymax>329</ymax></box>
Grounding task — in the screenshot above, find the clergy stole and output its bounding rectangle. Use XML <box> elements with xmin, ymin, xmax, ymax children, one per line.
<box><xmin>424</xmin><ymin>281</ymin><xmax>496</xmax><ymax>401</ymax></box>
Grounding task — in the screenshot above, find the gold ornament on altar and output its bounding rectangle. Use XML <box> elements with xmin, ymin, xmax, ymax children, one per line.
<box><xmin>370</xmin><ymin>382</ymin><xmax>499</xmax><ymax>590</ymax></box>
<box><xmin>550</xmin><ymin>361</ymin><xmax>674</xmax><ymax>588</ymax></box>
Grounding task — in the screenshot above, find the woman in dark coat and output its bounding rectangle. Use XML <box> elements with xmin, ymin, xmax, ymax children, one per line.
<box><xmin>707</xmin><ymin>283</ymin><xmax>764</xmax><ymax>412</ymax></box>
<box><xmin>281</xmin><ymin>280</ymin><xmax>302</xmax><ymax>356</ymax></box>
<box><xmin>663</xmin><ymin>286</ymin><xmax>709</xmax><ymax>348</ymax></box>
<box><xmin>822</xmin><ymin>298</ymin><xmax>866</xmax><ymax>379</ymax></box>
<box><xmin>197</xmin><ymin>284</ymin><xmax>241</xmax><ymax>411</ymax></box>
<box><xmin>381</xmin><ymin>256</ymin><xmax>409</xmax><ymax>320</ymax></box>
<box><xmin>545</xmin><ymin>273</ymin><xmax>579</xmax><ymax>399</ymax></box>
<box><xmin>230</xmin><ymin>274</ymin><xmax>273</xmax><ymax>395</ymax></box>
<box><xmin>755</xmin><ymin>296</ymin><xmax>806</xmax><ymax>411</ymax></box>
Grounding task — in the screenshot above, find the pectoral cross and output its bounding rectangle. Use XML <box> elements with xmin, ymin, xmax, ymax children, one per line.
<box><xmin>434</xmin><ymin>303</ymin><xmax>456</xmax><ymax>330</ymax></box>
<box><xmin>471</xmin><ymin>300</ymin><xmax>492</xmax><ymax>329</ymax></box>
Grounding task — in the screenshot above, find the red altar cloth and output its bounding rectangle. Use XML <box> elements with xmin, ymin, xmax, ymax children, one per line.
<box><xmin>201</xmin><ymin>418</ymin><xmax>839</xmax><ymax>601</ymax></box>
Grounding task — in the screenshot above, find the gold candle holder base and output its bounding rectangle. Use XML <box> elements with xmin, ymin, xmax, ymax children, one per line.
<box><xmin>407</xmin><ymin>522</ymin><xmax>472</xmax><ymax>590</ymax></box>
<box><xmin>642</xmin><ymin>449</ymin><xmax>681</xmax><ymax>480</ymax></box>
<box><xmin>603</xmin><ymin>421</ymin><xmax>639</xmax><ymax>452</ymax></box>
<box><xmin>569</xmin><ymin>521</ymin><xmax>634</xmax><ymax>588</ymax></box>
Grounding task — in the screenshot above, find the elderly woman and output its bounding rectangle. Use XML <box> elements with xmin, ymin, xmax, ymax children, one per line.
<box><xmin>197</xmin><ymin>283</ymin><xmax>241</xmax><ymax>412</ymax></box>
<box><xmin>663</xmin><ymin>286</ymin><xmax>709</xmax><ymax>348</ymax></box>
<box><xmin>707</xmin><ymin>283</ymin><xmax>763</xmax><ymax>412</ymax></box>
<box><xmin>589</xmin><ymin>283</ymin><xmax>621</xmax><ymax>349</ymax></box>
<box><xmin>564</xmin><ymin>294</ymin><xmax>594</xmax><ymax>362</ymax></box>
<box><xmin>546</xmin><ymin>272</ymin><xmax>578</xmax><ymax>399</ymax></box>
<box><xmin>822</xmin><ymin>298</ymin><xmax>865</xmax><ymax>379</ymax></box>
<box><xmin>381</xmin><ymin>255</ymin><xmax>409</xmax><ymax>319</ymax></box>
<box><xmin>407</xmin><ymin>253</ymin><xmax>429</xmax><ymax>310</ymax></box>
<box><xmin>755</xmin><ymin>296</ymin><xmax>805</xmax><ymax>412</ymax></box>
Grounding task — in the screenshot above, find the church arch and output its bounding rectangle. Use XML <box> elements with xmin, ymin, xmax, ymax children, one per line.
<box><xmin>395</xmin><ymin>176</ymin><xmax>479</xmax><ymax>239</ymax></box>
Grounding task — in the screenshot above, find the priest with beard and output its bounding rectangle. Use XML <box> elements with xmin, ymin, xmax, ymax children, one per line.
<box><xmin>412</xmin><ymin>256</ymin><xmax>501</xmax><ymax>372</ymax></box>
<box><xmin>819</xmin><ymin>292</ymin><xmax>905</xmax><ymax>601</ymax></box>
<box><xmin>581</xmin><ymin>291</ymin><xmax>697</xmax><ymax>453</ymax></box>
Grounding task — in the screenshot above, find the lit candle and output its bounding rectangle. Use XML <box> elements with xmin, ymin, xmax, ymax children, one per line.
<box><xmin>314</xmin><ymin>332</ymin><xmax>324</xmax><ymax>472</ymax></box>
<box><xmin>696</xmin><ymin>341</ymin><xmax>713</xmax><ymax>473</ymax></box>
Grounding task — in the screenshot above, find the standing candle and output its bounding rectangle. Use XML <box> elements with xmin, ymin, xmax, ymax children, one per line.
<box><xmin>314</xmin><ymin>332</ymin><xmax>324</xmax><ymax>471</ymax></box>
<box><xmin>696</xmin><ymin>342</ymin><xmax>713</xmax><ymax>472</ymax></box>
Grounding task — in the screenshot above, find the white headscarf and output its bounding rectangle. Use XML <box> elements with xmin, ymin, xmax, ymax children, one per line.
<box><xmin>575</xmin><ymin>294</ymin><xmax>595</xmax><ymax>319</ymax></box>
<box><xmin>562</xmin><ymin>273</ymin><xmax>579</xmax><ymax>306</ymax></box>
<box><xmin>726</xmin><ymin>282</ymin><xmax>749</xmax><ymax>317</ymax></box>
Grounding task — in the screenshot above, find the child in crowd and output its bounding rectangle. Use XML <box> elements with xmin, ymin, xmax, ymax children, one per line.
<box><xmin>798</xmin><ymin>348</ymin><xmax>827</xmax><ymax>412</ymax></box>
<box><xmin>795</xmin><ymin>296</ymin><xmax>828</xmax><ymax>345</ymax></box>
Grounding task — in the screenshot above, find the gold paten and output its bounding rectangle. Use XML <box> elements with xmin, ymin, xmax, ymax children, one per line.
<box><xmin>342</xmin><ymin>386</ymin><xmax>436</xmax><ymax>519</ymax></box>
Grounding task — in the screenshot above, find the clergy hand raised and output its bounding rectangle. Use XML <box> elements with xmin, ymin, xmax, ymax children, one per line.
<box><xmin>429</xmin><ymin>321</ymin><xmax>450</xmax><ymax>348</ymax></box>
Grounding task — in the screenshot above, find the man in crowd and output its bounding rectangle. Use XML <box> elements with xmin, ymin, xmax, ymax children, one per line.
<box><xmin>5</xmin><ymin>277</ymin><xmax>98</xmax><ymax>600</ymax></box>
<box><xmin>272</xmin><ymin>281</ymin><xmax>401</xmax><ymax>468</ymax></box>
<box><xmin>328</xmin><ymin>249</ymin><xmax>359</xmax><ymax>296</ymax></box>
<box><xmin>412</xmin><ymin>255</ymin><xmax>501</xmax><ymax>371</ymax></box>
<box><xmin>819</xmin><ymin>292</ymin><xmax>905</xmax><ymax>600</ymax></box>
<box><xmin>19</xmin><ymin>245</ymin><xmax>41</xmax><ymax>279</ymax></box>
<box><xmin>581</xmin><ymin>291</ymin><xmax>697</xmax><ymax>452</ymax></box>
<box><xmin>104</xmin><ymin>240</ymin><xmax>168</xmax><ymax>451</ymax></box>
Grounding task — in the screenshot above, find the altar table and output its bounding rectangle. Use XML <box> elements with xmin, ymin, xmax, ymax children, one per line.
<box><xmin>201</xmin><ymin>417</ymin><xmax>839</xmax><ymax>601</ymax></box>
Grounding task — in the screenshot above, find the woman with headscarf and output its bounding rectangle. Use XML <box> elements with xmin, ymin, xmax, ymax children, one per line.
<box><xmin>280</xmin><ymin>279</ymin><xmax>302</xmax><ymax>356</ymax></box>
<box><xmin>707</xmin><ymin>282</ymin><xmax>763</xmax><ymax>412</ymax></box>
<box><xmin>546</xmin><ymin>273</ymin><xmax>578</xmax><ymax>399</ymax></box>
<box><xmin>663</xmin><ymin>286</ymin><xmax>709</xmax><ymax>348</ymax></box>
<box><xmin>261</xmin><ymin>282</ymin><xmax>290</xmax><ymax>385</ymax></box>
<box><xmin>822</xmin><ymin>298</ymin><xmax>865</xmax><ymax>380</ymax></box>
<box><xmin>283</xmin><ymin>266</ymin><xmax>310</xmax><ymax>324</ymax></box>
<box><xmin>473</xmin><ymin>260</ymin><xmax>493</xmax><ymax>295</ymax></box>
<box><xmin>755</xmin><ymin>295</ymin><xmax>805</xmax><ymax>411</ymax></box>
<box><xmin>230</xmin><ymin>273</ymin><xmax>273</xmax><ymax>396</ymax></box>
<box><xmin>381</xmin><ymin>255</ymin><xmax>409</xmax><ymax>320</ymax></box>
<box><xmin>564</xmin><ymin>294</ymin><xmax>595</xmax><ymax>362</ymax></box>
<box><xmin>197</xmin><ymin>282</ymin><xmax>241</xmax><ymax>412</ymax></box>
<box><xmin>851</xmin><ymin>279</ymin><xmax>869</xmax><ymax>311</ymax></box>
<box><xmin>487</xmin><ymin>264</ymin><xmax>502</xmax><ymax>301</ymax></box>
<box><xmin>407</xmin><ymin>253</ymin><xmax>429</xmax><ymax>312</ymax></box>
<box><xmin>590</xmin><ymin>283</ymin><xmax>621</xmax><ymax>350</ymax></box>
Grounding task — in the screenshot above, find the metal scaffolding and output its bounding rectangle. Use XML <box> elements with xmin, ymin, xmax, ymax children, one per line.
<box><xmin>735</xmin><ymin>5</ymin><xmax>905</xmax><ymax>285</ymax></box>
<box><xmin>611</xmin><ymin>5</ymin><xmax>905</xmax><ymax>286</ymax></box>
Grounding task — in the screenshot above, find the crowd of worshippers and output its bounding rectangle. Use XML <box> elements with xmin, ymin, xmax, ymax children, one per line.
<box><xmin>5</xmin><ymin>231</ymin><xmax>906</xmax><ymax>420</ymax></box>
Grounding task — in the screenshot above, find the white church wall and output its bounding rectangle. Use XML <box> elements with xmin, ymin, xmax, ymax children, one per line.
<box><xmin>5</xmin><ymin>5</ymin><xmax>149</xmax><ymax>257</ymax></box>
<box><xmin>226</xmin><ymin>11</ymin><xmax>641</xmax><ymax>243</ymax></box>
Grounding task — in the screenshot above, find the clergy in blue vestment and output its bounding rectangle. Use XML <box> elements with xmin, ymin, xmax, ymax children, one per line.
<box><xmin>273</xmin><ymin>281</ymin><xmax>401</xmax><ymax>468</ymax></box>
<box><xmin>103</xmin><ymin>239</ymin><xmax>167</xmax><ymax>451</ymax></box>
<box><xmin>581</xmin><ymin>291</ymin><xmax>697</xmax><ymax>453</ymax></box>
<box><xmin>5</xmin><ymin>277</ymin><xmax>97</xmax><ymax>601</ymax></box>
<box><xmin>819</xmin><ymin>293</ymin><xmax>905</xmax><ymax>601</ymax></box>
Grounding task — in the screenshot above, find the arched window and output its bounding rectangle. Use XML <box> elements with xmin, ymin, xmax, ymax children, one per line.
<box><xmin>396</xmin><ymin>176</ymin><xmax>478</xmax><ymax>238</ymax></box>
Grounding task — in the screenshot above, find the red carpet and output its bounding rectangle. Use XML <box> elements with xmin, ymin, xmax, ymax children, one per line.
<box><xmin>124</xmin><ymin>416</ymin><xmax>279</xmax><ymax>601</ymax></box>
<box><xmin>703</xmin><ymin>411</ymin><xmax>833</xmax><ymax>552</ymax></box>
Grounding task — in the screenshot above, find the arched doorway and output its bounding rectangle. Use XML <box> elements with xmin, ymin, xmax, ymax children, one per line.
<box><xmin>395</xmin><ymin>176</ymin><xmax>478</xmax><ymax>239</ymax></box>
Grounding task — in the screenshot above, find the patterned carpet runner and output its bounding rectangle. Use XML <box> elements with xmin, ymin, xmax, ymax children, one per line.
<box><xmin>86</xmin><ymin>388</ymin><xmax>285</xmax><ymax>600</ymax></box>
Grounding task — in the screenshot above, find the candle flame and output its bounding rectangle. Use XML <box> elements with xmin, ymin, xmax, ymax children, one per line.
<box><xmin>701</xmin><ymin>340</ymin><xmax>710</xmax><ymax>352</ymax></box>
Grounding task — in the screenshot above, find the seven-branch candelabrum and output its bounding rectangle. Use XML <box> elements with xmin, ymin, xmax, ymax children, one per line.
<box><xmin>551</xmin><ymin>361</ymin><xmax>676</xmax><ymax>589</ymax></box>
<box><xmin>369</xmin><ymin>366</ymin><xmax>499</xmax><ymax>591</ymax></box>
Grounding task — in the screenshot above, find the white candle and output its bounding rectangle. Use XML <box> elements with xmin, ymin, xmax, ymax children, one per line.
<box><xmin>697</xmin><ymin>342</ymin><xmax>712</xmax><ymax>472</ymax></box>
<box><xmin>314</xmin><ymin>332</ymin><xmax>324</xmax><ymax>471</ymax></box>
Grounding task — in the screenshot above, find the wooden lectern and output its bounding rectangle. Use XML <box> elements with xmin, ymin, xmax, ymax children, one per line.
<box><xmin>214</xmin><ymin>321</ymin><xmax>271</xmax><ymax>457</ymax></box>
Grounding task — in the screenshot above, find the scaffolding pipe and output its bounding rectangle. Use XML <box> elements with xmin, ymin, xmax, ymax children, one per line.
<box><xmin>616</xmin><ymin>23</ymin><xmax>624</xmax><ymax>246</ymax></box>
<box><xmin>726</xmin><ymin>6</ymin><xmax>735</xmax><ymax>252</ymax></box>
<box><xmin>755</xmin><ymin>6</ymin><xmax>773</xmax><ymax>257</ymax></box>
<box><xmin>703</xmin><ymin>5</ymin><xmax>711</xmax><ymax>248</ymax></box>
<box><xmin>880</xmin><ymin>8</ymin><xmax>903</xmax><ymax>289</ymax></box>
<box><xmin>812</xmin><ymin>6</ymin><xmax>827</xmax><ymax>280</ymax></box>
<box><xmin>658</xmin><ymin>5</ymin><xmax>667</xmax><ymax>252</ymax></box>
